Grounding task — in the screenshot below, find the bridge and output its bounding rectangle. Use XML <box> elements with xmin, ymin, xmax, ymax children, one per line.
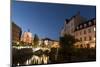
<box><xmin>13</xmin><ymin>46</ymin><xmax>51</xmax><ymax>52</ymax></box>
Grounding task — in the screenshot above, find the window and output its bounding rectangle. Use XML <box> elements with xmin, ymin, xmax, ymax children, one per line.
<box><xmin>80</xmin><ymin>37</ymin><xmax>82</xmax><ymax>41</ymax></box>
<box><xmin>84</xmin><ymin>37</ymin><xmax>86</xmax><ymax>41</ymax></box>
<box><xmin>89</xmin><ymin>36</ymin><xmax>92</xmax><ymax>40</ymax></box>
<box><xmin>93</xmin><ymin>37</ymin><xmax>95</xmax><ymax>41</ymax></box>
<box><xmin>80</xmin><ymin>25</ymin><xmax>82</xmax><ymax>28</ymax></box>
<box><xmin>94</xmin><ymin>27</ymin><xmax>96</xmax><ymax>31</ymax></box>
<box><xmin>88</xmin><ymin>28</ymin><xmax>91</xmax><ymax>33</ymax></box>
<box><xmin>89</xmin><ymin>22</ymin><xmax>92</xmax><ymax>25</ymax></box>
<box><xmin>84</xmin><ymin>30</ymin><xmax>86</xmax><ymax>34</ymax></box>
<box><xmin>84</xmin><ymin>24</ymin><xmax>87</xmax><ymax>27</ymax></box>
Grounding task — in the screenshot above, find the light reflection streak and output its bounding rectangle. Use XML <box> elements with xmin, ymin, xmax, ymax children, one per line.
<box><xmin>25</xmin><ymin>54</ymin><xmax>49</xmax><ymax>65</ymax></box>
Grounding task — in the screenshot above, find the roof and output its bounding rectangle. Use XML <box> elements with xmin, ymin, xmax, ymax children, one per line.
<box><xmin>12</xmin><ymin>22</ymin><xmax>22</xmax><ymax>30</ymax></box>
<box><xmin>42</xmin><ymin>37</ymin><xmax>59</xmax><ymax>42</ymax></box>
<box><xmin>65</xmin><ymin>12</ymin><xmax>86</xmax><ymax>24</ymax></box>
<box><xmin>42</xmin><ymin>37</ymin><xmax>52</xmax><ymax>41</ymax></box>
<box><xmin>75</xmin><ymin>18</ymin><xmax>96</xmax><ymax>31</ymax></box>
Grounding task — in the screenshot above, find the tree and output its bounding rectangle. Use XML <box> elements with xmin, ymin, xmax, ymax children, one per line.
<box><xmin>33</xmin><ymin>34</ymin><xmax>39</xmax><ymax>47</ymax></box>
<box><xmin>60</xmin><ymin>34</ymin><xmax>78</xmax><ymax>48</ymax></box>
<box><xmin>58</xmin><ymin>34</ymin><xmax>78</xmax><ymax>62</ymax></box>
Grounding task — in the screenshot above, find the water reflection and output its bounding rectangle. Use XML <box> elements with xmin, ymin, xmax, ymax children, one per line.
<box><xmin>12</xmin><ymin>48</ymin><xmax>51</xmax><ymax>66</ymax></box>
<box><xmin>25</xmin><ymin>54</ymin><xmax>49</xmax><ymax>65</ymax></box>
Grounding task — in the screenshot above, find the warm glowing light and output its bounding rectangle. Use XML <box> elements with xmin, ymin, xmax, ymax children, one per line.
<box><xmin>90</xmin><ymin>44</ymin><xmax>95</xmax><ymax>48</ymax></box>
<box><xmin>94</xmin><ymin>27</ymin><xmax>96</xmax><ymax>31</ymax></box>
<box><xmin>93</xmin><ymin>37</ymin><xmax>95</xmax><ymax>40</ymax></box>
<box><xmin>21</xmin><ymin>32</ymin><xmax>33</xmax><ymax>44</ymax></box>
<box><xmin>17</xmin><ymin>63</ymin><xmax>19</xmax><ymax>66</ymax></box>
<box><xmin>17</xmin><ymin>42</ymin><xmax>19</xmax><ymax>45</ymax></box>
<box><xmin>44</xmin><ymin>40</ymin><xmax>49</xmax><ymax>45</ymax></box>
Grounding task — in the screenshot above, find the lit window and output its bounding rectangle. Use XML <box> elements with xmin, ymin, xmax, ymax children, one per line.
<box><xmin>93</xmin><ymin>37</ymin><xmax>95</xmax><ymax>41</ymax></box>
<box><xmin>90</xmin><ymin>44</ymin><xmax>95</xmax><ymax>48</ymax></box>
<box><xmin>94</xmin><ymin>27</ymin><xmax>96</xmax><ymax>31</ymax></box>
<box><xmin>44</xmin><ymin>40</ymin><xmax>49</xmax><ymax>45</ymax></box>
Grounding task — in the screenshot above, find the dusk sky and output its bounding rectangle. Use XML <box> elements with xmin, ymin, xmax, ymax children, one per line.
<box><xmin>12</xmin><ymin>1</ymin><xmax>96</xmax><ymax>40</ymax></box>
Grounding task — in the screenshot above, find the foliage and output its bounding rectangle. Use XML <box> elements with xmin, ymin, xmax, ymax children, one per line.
<box><xmin>12</xmin><ymin>48</ymin><xmax>33</xmax><ymax>65</ymax></box>
<box><xmin>58</xmin><ymin>34</ymin><xmax>79</xmax><ymax>62</ymax></box>
<box><xmin>59</xmin><ymin>34</ymin><xmax>78</xmax><ymax>49</ymax></box>
<box><xmin>33</xmin><ymin>34</ymin><xmax>39</xmax><ymax>47</ymax></box>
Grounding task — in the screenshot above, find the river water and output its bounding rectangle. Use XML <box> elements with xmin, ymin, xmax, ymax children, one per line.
<box><xmin>24</xmin><ymin>54</ymin><xmax>49</xmax><ymax>65</ymax></box>
<box><xmin>12</xmin><ymin>48</ymin><xmax>53</xmax><ymax>66</ymax></box>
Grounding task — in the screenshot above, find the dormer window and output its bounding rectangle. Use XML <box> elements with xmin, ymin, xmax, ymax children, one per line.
<box><xmin>89</xmin><ymin>21</ymin><xmax>92</xmax><ymax>25</ymax></box>
<box><xmin>77</xmin><ymin>27</ymin><xmax>79</xmax><ymax>30</ymax></box>
<box><xmin>80</xmin><ymin>25</ymin><xmax>82</xmax><ymax>28</ymax></box>
<box><xmin>84</xmin><ymin>24</ymin><xmax>87</xmax><ymax>27</ymax></box>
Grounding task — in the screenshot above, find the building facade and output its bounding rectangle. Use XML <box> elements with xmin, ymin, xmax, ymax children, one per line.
<box><xmin>41</xmin><ymin>38</ymin><xmax>53</xmax><ymax>47</ymax></box>
<box><xmin>21</xmin><ymin>31</ymin><xmax>33</xmax><ymax>44</ymax></box>
<box><xmin>61</xmin><ymin>12</ymin><xmax>86</xmax><ymax>36</ymax></box>
<box><xmin>74</xmin><ymin>18</ymin><xmax>96</xmax><ymax>48</ymax></box>
<box><xmin>61</xmin><ymin>12</ymin><xmax>96</xmax><ymax>48</ymax></box>
<box><xmin>12</xmin><ymin>22</ymin><xmax>22</xmax><ymax>43</ymax></box>
<box><xmin>40</xmin><ymin>38</ymin><xmax>59</xmax><ymax>48</ymax></box>
<box><xmin>51</xmin><ymin>41</ymin><xmax>60</xmax><ymax>48</ymax></box>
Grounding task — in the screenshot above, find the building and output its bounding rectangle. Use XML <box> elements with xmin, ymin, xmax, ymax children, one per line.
<box><xmin>61</xmin><ymin>12</ymin><xmax>86</xmax><ymax>36</ymax></box>
<box><xmin>41</xmin><ymin>38</ymin><xmax>53</xmax><ymax>47</ymax></box>
<box><xmin>51</xmin><ymin>40</ymin><xmax>60</xmax><ymax>48</ymax></box>
<box><xmin>74</xmin><ymin>18</ymin><xmax>96</xmax><ymax>48</ymax></box>
<box><xmin>21</xmin><ymin>30</ymin><xmax>33</xmax><ymax>44</ymax></box>
<box><xmin>61</xmin><ymin>12</ymin><xmax>96</xmax><ymax>48</ymax></box>
<box><xmin>12</xmin><ymin>22</ymin><xmax>22</xmax><ymax>43</ymax></box>
<box><xmin>41</xmin><ymin>38</ymin><xmax>59</xmax><ymax>48</ymax></box>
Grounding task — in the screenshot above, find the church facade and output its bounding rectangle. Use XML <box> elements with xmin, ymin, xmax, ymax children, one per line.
<box><xmin>21</xmin><ymin>30</ymin><xmax>33</xmax><ymax>44</ymax></box>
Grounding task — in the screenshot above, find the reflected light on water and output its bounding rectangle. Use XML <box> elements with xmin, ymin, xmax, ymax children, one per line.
<box><xmin>17</xmin><ymin>63</ymin><xmax>19</xmax><ymax>66</ymax></box>
<box><xmin>25</xmin><ymin>54</ymin><xmax>49</xmax><ymax>65</ymax></box>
